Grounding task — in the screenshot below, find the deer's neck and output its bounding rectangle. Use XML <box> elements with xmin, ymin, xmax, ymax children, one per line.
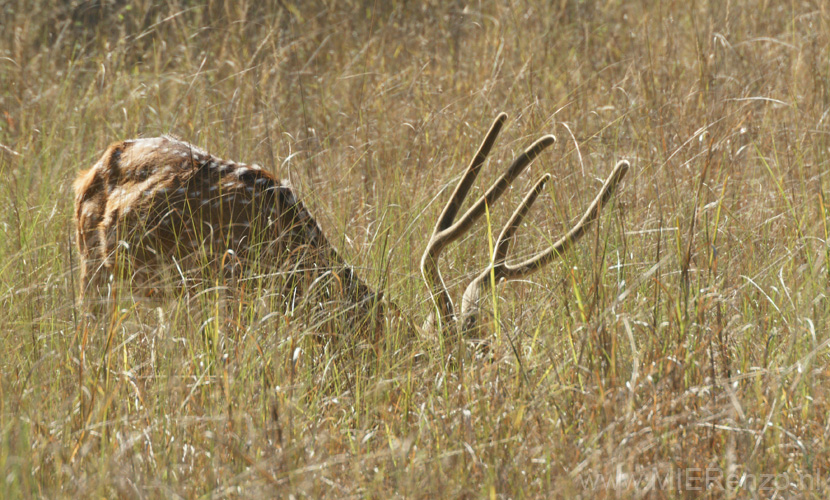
<box><xmin>278</xmin><ymin>188</ymin><xmax>383</xmax><ymax>313</ymax></box>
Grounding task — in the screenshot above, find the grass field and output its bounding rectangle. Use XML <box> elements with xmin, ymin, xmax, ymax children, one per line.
<box><xmin>2</xmin><ymin>0</ymin><xmax>830</xmax><ymax>497</ymax></box>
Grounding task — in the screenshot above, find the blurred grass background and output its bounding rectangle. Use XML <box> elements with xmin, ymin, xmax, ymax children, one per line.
<box><xmin>1</xmin><ymin>0</ymin><xmax>830</xmax><ymax>497</ymax></box>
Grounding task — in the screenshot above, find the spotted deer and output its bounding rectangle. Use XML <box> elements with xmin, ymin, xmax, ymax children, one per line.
<box><xmin>74</xmin><ymin>113</ymin><xmax>628</xmax><ymax>337</ymax></box>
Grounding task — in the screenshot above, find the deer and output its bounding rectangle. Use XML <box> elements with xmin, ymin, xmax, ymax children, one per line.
<box><xmin>73</xmin><ymin>112</ymin><xmax>629</xmax><ymax>338</ymax></box>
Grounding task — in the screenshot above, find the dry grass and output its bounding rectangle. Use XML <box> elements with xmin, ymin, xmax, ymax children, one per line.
<box><xmin>2</xmin><ymin>0</ymin><xmax>830</xmax><ymax>497</ymax></box>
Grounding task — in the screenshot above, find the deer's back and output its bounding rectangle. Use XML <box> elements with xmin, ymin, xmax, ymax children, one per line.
<box><xmin>74</xmin><ymin>136</ymin><xmax>325</xmax><ymax>288</ymax></box>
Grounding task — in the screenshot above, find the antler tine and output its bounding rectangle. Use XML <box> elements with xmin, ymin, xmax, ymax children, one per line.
<box><xmin>434</xmin><ymin>112</ymin><xmax>508</xmax><ymax>233</ymax></box>
<box><xmin>460</xmin><ymin>159</ymin><xmax>629</xmax><ymax>333</ymax></box>
<box><xmin>493</xmin><ymin>173</ymin><xmax>552</xmax><ymax>267</ymax></box>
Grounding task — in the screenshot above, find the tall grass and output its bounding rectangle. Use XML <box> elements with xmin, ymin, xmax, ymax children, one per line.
<box><xmin>1</xmin><ymin>0</ymin><xmax>829</xmax><ymax>497</ymax></box>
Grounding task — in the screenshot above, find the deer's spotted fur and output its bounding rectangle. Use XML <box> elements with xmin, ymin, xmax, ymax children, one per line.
<box><xmin>74</xmin><ymin>136</ymin><xmax>380</xmax><ymax>324</ymax></box>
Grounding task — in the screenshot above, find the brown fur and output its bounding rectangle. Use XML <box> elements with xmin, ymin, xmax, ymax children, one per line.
<box><xmin>74</xmin><ymin>136</ymin><xmax>387</xmax><ymax>331</ymax></box>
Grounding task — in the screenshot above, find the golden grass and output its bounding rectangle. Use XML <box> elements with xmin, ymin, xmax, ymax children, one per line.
<box><xmin>1</xmin><ymin>0</ymin><xmax>829</xmax><ymax>497</ymax></box>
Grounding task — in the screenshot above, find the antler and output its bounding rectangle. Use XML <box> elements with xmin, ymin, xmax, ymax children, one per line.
<box><xmin>421</xmin><ymin>112</ymin><xmax>629</xmax><ymax>336</ymax></box>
